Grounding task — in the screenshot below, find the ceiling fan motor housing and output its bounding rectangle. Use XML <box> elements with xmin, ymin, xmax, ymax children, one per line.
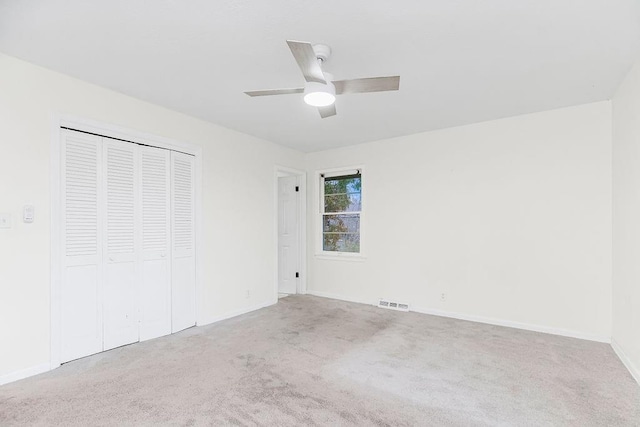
<box><xmin>313</xmin><ymin>44</ymin><xmax>332</xmax><ymax>62</ymax></box>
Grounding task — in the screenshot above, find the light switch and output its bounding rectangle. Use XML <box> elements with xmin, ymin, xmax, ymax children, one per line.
<box><xmin>0</xmin><ymin>213</ymin><xmax>12</xmax><ymax>229</ymax></box>
<box><xmin>23</xmin><ymin>205</ymin><xmax>34</xmax><ymax>223</ymax></box>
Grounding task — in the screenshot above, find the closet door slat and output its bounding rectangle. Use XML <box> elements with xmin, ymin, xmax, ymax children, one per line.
<box><xmin>139</xmin><ymin>146</ymin><xmax>172</xmax><ymax>340</ymax></box>
<box><xmin>171</xmin><ymin>151</ymin><xmax>196</xmax><ymax>332</ymax></box>
<box><xmin>102</xmin><ymin>139</ymin><xmax>139</xmax><ymax>351</ymax></box>
<box><xmin>60</xmin><ymin>129</ymin><xmax>103</xmax><ymax>362</ymax></box>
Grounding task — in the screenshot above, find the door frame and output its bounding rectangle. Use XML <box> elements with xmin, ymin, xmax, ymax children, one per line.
<box><xmin>50</xmin><ymin>114</ymin><xmax>202</xmax><ymax>369</ymax></box>
<box><xmin>274</xmin><ymin>166</ymin><xmax>306</xmax><ymax>299</ymax></box>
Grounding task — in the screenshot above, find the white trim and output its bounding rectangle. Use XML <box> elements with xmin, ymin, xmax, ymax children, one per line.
<box><xmin>306</xmin><ymin>290</ymin><xmax>611</xmax><ymax>343</ymax></box>
<box><xmin>314</xmin><ymin>254</ymin><xmax>367</xmax><ymax>262</ymax></box>
<box><xmin>317</xmin><ymin>165</ymin><xmax>363</xmax><ymax>177</ymax></box>
<box><xmin>50</xmin><ymin>114</ymin><xmax>203</xmax><ymax>368</ymax></box>
<box><xmin>412</xmin><ymin>306</ymin><xmax>611</xmax><ymax>343</ymax></box>
<box><xmin>194</xmin><ymin>149</ymin><xmax>203</xmax><ymax>324</ymax></box>
<box><xmin>198</xmin><ymin>300</ymin><xmax>275</xmax><ymax>326</ymax></box>
<box><xmin>56</xmin><ymin>115</ymin><xmax>201</xmax><ymax>155</ymax></box>
<box><xmin>612</xmin><ymin>339</ymin><xmax>640</xmax><ymax>385</ymax></box>
<box><xmin>0</xmin><ymin>363</ymin><xmax>50</xmax><ymax>386</ymax></box>
<box><xmin>274</xmin><ymin>166</ymin><xmax>307</xmax><ymax>298</ymax></box>
<box><xmin>315</xmin><ymin>165</ymin><xmax>365</xmax><ymax>258</ymax></box>
<box><xmin>49</xmin><ymin>117</ymin><xmax>62</xmax><ymax>370</ymax></box>
<box><xmin>307</xmin><ymin>290</ymin><xmax>375</xmax><ymax>305</ymax></box>
<box><xmin>322</xmin><ymin>168</ymin><xmax>361</xmax><ymax>178</ymax></box>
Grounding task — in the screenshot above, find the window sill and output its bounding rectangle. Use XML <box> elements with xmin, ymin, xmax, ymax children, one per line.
<box><xmin>314</xmin><ymin>253</ymin><xmax>367</xmax><ymax>262</ymax></box>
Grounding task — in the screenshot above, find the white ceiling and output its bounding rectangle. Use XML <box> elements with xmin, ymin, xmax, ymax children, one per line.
<box><xmin>1</xmin><ymin>0</ymin><xmax>639</xmax><ymax>152</ymax></box>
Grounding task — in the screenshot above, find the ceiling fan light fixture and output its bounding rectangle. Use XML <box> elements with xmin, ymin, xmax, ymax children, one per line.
<box><xmin>303</xmin><ymin>80</ymin><xmax>336</xmax><ymax>107</ymax></box>
<box><xmin>304</xmin><ymin>91</ymin><xmax>335</xmax><ymax>107</ymax></box>
<box><xmin>244</xmin><ymin>41</ymin><xmax>400</xmax><ymax>118</ymax></box>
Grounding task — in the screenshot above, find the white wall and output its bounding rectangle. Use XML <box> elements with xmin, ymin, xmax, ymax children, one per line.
<box><xmin>612</xmin><ymin>60</ymin><xmax>640</xmax><ymax>383</ymax></box>
<box><xmin>0</xmin><ymin>50</ymin><xmax>620</xmax><ymax>384</ymax></box>
<box><xmin>306</xmin><ymin>101</ymin><xmax>613</xmax><ymax>341</ymax></box>
<box><xmin>0</xmin><ymin>53</ymin><xmax>304</xmax><ymax>381</ymax></box>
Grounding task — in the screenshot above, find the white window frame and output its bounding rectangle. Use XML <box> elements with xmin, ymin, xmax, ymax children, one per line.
<box><xmin>316</xmin><ymin>165</ymin><xmax>365</xmax><ymax>260</ymax></box>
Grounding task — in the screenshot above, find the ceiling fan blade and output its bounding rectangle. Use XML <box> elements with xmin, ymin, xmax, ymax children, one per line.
<box><xmin>244</xmin><ymin>88</ymin><xmax>303</xmax><ymax>97</ymax></box>
<box><xmin>286</xmin><ymin>40</ymin><xmax>326</xmax><ymax>84</ymax></box>
<box><xmin>333</xmin><ymin>76</ymin><xmax>400</xmax><ymax>95</ymax></box>
<box><xmin>318</xmin><ymin>104</ymin><xmax>337</xmax><ymax>118</ymax></box>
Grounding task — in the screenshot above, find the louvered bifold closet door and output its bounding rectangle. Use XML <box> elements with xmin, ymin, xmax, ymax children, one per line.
<box><xmin>102</xmin><ymin>139</ymin><xmax>140</xmax><ymax>350</ymax></box>
<box><xmin>139</xmin><ymin>146</ymin><xmax>172</xmax><ymax>341</ymax></box>
<box><xmin>171</xmin><ymin>151</ymin><xmax>196</xmax><ymax>332</ymax></box>
<box><xmin>61</xmin><ymin>130</ymin><xmax>104</xmax><ymax>362</ymax></box>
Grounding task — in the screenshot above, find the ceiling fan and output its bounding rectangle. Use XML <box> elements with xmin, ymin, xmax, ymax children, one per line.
<box><xmin>244</xmin><ymin>40</ymin><xmax>400</xmax><ymax>118</ymax></box>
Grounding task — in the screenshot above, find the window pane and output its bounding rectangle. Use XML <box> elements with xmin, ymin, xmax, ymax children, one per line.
<box><xmin>321</xmin><ymin>173</ymin><xmax>361</xmax><ymax>254</ymax></box>
<box><xmin>324</xmin><ymin>193</ymin><xmax>361</xmax><ymax>212</ymax></box>
<box><xmin>323</xmin><ymin>214</ymin><xmax>359</xmax><ymax>233</ymax></box>
<box><xmin>324</xmin><ymin>175</ymin><xmax>361</xmax><ymax>195</ymax></box>
<box><xmin>323</xmin><ymin>233</ymin><xmax>360</xmax><ymax>253</ymax></box>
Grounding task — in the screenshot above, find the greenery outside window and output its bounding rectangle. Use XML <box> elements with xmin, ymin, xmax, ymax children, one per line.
<box><xmin>321</xmin><ymin>170</ymin><xmax>362</xmax><ymax>253</ymax></box>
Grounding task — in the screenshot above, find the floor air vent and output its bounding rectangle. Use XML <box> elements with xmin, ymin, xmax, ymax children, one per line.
<box><xmin>378</xmin><ymin>299</ymin><xmax>410</xmax><ymax>312</ymax></box>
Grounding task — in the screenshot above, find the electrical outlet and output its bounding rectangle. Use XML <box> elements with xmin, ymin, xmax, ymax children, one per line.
<box><xmin>245</xmin><ymin>290</ymin><xmax>251</xmax><ymax>299</ymax></box>
<box><xmin>23</xmin><ymin>205</ymin><xmax>34</xmax><ymax>223</ymax></box>
<box><xmin>0</xmin><ymin>213</ymin><xmax>11</xmax><ymax>229</ymax></box>
<box><xmin>440</xmin><ymin>293</ymin><xmax>446</xmax><ymax>302</ymax></box>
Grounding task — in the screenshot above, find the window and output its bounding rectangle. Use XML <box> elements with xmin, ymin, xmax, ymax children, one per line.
<box><xmin>320</xmin><ymin>169</ymin><xmax>362</xmax><ymax>254</ymax></box>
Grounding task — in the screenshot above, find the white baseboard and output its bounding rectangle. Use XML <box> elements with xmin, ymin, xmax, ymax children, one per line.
<box><xmin>307</xmin><ymin>290</ymin><xmax>610</xmax><ymax>343</ymax></box>
<box><xmin>0</xmin><ymin>362</ymin><xmax>50</xmax><ymax>386</ymax></box>
<box><xmin>307</xmin><ymin>290</ymin><xmax>373</xmax><ymax>305</ymax></box>
<box><xmin>612</xmin><ymin>339</ymin><xmax>640</xmax><ymax>385</ymax></box>
<box><xmin>198</xmin><ymin>299</ymin><xmax>275</xmax><ymax>326</ymax></box>
<box><xmin>413</xmin><ymin>306</ymin><xmax>610</xmax><ymax>343</ymax></box>
<box><xmin>0</xmin><ymin>302</ymin><xmax>274</xmax><ymax>387</ymax></box>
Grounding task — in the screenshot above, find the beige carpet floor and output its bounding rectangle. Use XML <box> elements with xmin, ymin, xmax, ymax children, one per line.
<box><xmin>1</xmin><ymin>295</ymin><xmax>639</xmax><ymax>426</ymax></box>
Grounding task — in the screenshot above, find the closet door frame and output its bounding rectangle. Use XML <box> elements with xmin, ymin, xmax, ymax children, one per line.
<box><xmin>50</xmin><ymin>115</ymin><xmax>202</xmax><ymax>370</ymax></box>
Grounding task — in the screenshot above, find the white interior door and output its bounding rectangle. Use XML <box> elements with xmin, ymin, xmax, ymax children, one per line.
<box><xmin>139</xmin><ymin>146</ymin><xmax>172</xmax><ymax>341</ymax></box>
<box><xmin>278</xmin><ymin>175</ymin><xmax>299</xmax><ymax>294</ymax></box>
<box><xmin>60</xmin><ymin>130</ymin><xmax>103</xmax><ymax>362</ymax></box>
<box><xmin>171</xmin><ymin>151</ymin><xmax>196</xmax><ymax>332</ymax></box>
<box><xmin>102</xmin><ymin>139</ymin><xmax>139</xmax><ymax>350</ymax></box>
